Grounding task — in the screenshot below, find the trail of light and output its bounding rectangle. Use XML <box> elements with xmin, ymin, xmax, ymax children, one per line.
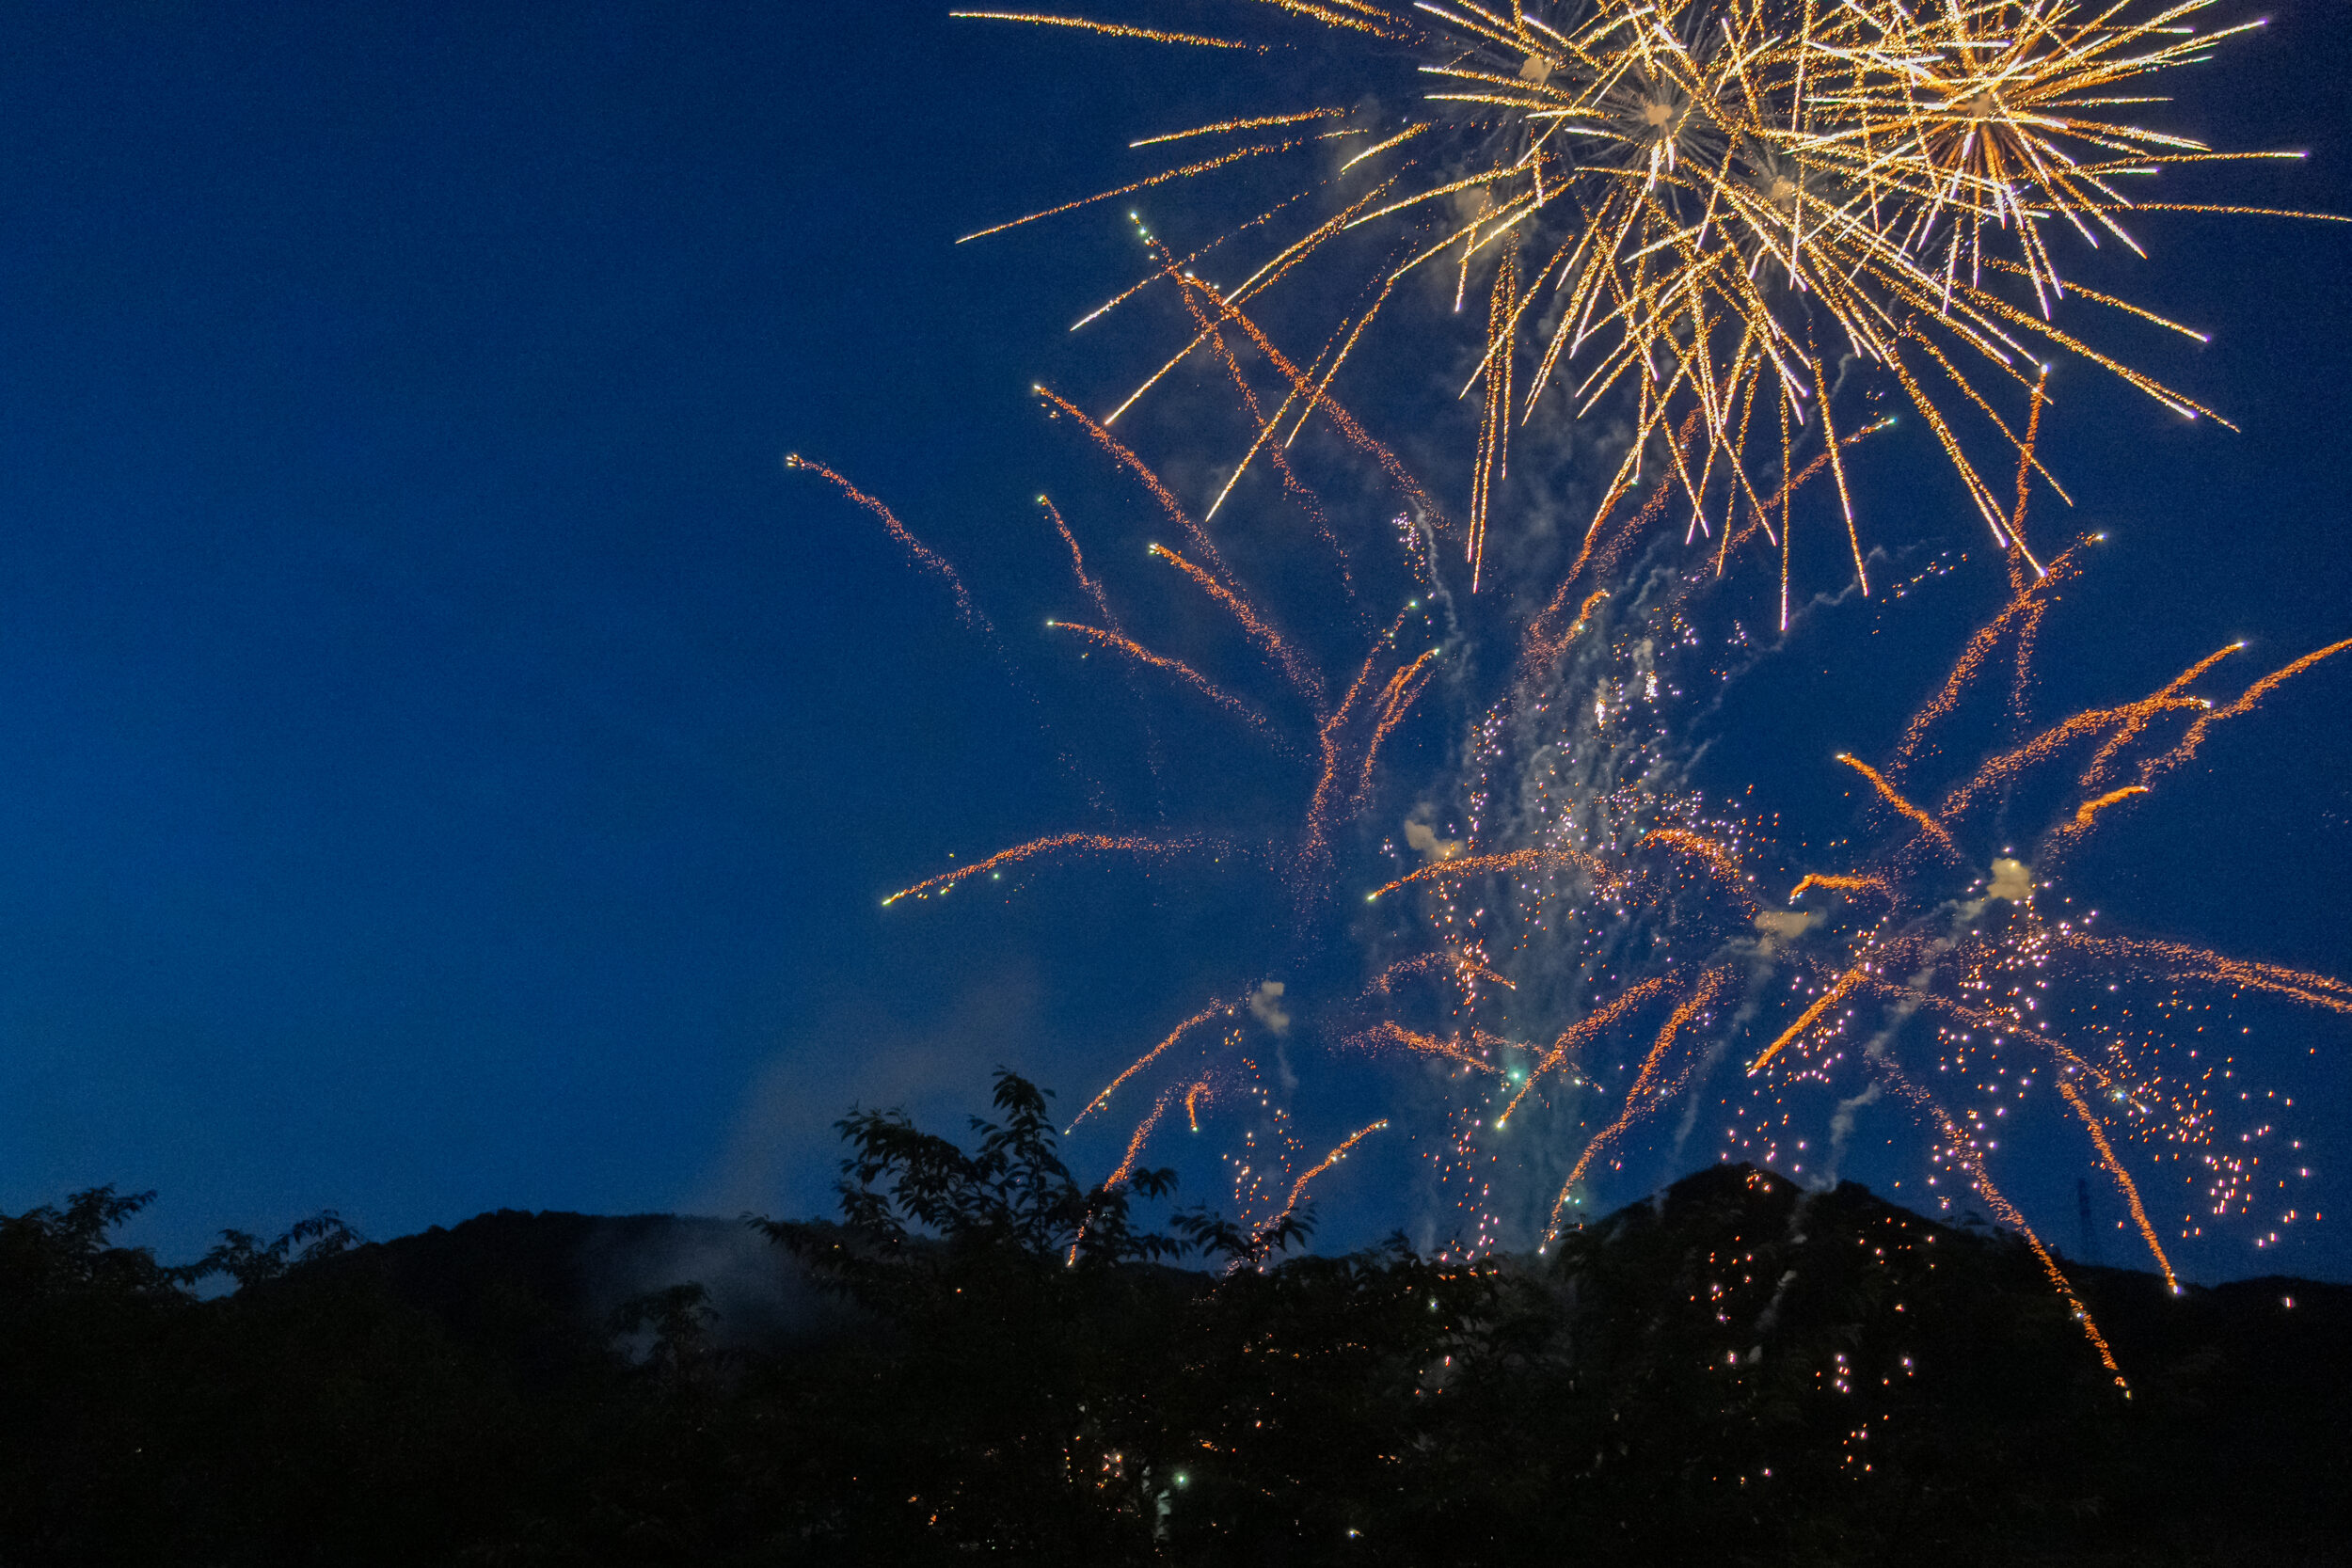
<box><xmin>1520</xmin><ymin>587</ymin><xmax>1611</xmax><ymax>677</ymax></box>
<box><xmin>1046</xmin><ymin>620</ymin><xmax>1279</xmax><ymax>743</ymax></box>
<box><xmin>2078</xmin><ymin>642</ymin><xmax>2240</xmax><ymax>792</ymax></box>
<box><xmin>2055</xmin><ymin>936</ymin><xmax>2352</xmax><ymax>1018</ymax></box>
<box><xmin>1177</xmin><ymin>275</ymin><xmax>1446</xmax><ymax>528</ymax></box>
<box><xmin>2056</xmin><ymin>1075</ymin><xmax>2178</xmax><ymax>1293</ymax></box>
<box><xmin>1037</xmin><ymin>495</ymin><xmax>1117</xmax><ymax>628</ymax></box>
<box><xmin>1939</xmin><ymin>695</ymin><xmax>2216</xmax><ymax>825</ymax></box>
<box><xmin>1366</xmin><ymin>847</ymin><xmax>1620</xmax><ymax>902</ymax></box>
<box><xmin>1788</xmin><ymin>872</ymin><xmax>1889</xmax><ymax>901</ymax></box>
<box><xmin>1149</xmin><ymin>544</ymin><xmax>1325</xmax><ymax>707</ymax></box>
<box><xmin>1358</xmin><ymin>647</ymin><xmax>1441</xmax><ymax>797</ymax></box>
<box><xmin>2039</xmin><ymin>784</ymin><xmax>2149</xmax><ymax>863</ymax></box>
<box><xmin>1751</xmin><ymin>965</ymin><xmax>1867</xmax><ymax>1075</ymax></box>
<box><xmin>1073</xmin><ymin>999</ymin><xmax>1235</xmax><ymax>1130</ymax></box>
<box><xmin>1131</xmin><ymin>106</ymin><xmax>1351</xmax><ymax>147</ymax></box>
<box><xmin>1640</xmin><ymin>828</ymin><xmax>1758</xmax><ymax>908</ymax></box>
<box><xmin>1891</xmin><ymin>542</ymin><xmax>2085</xmax><ymax>776</ymax></box>
<box><xmin>1105</xmin><ymin>1087</ymin><xmax>1180</xmax><ymax>1191</ymax></box>
<box><xmin>1551</xmin><ymin>968</ymin><xmax>1734</xmax><ymax>1223</ymax></box>
<box><xmin>883</xmin><ymin>833</ymin><xmax>1206</xmax><ymax>907</ymax></box>
<box><xmin>1156</xmin><ymin>263</ymin><xmax>1358</xmax><ymax>592</ymax></box>
<box><xmin>786</xmin><ymin>455</ymin><xmax>987</xmax><ymax>630</ymax></box>
<box><xmin>959</xmin><ymin>138</ymin><xmax>1317</xmax><ymax>244</ymax></box>
<box><xmin>1360</xmin><ymin>950</ymin><xmax>1513</xmax><ymax>999</ymax></box>
<box><xmin>1265</xmin><ymin>1119</ymin><xmax>1391</xmax><ymax>1230</ymax></box>
<box><xmin>2137</xmin><ymin>637</ymin><xmax>2352</xmax><ymax>787</ymax></box>
<box><xmin>1836</xmin><ymin>753</ymin><xmax>1960</xmax><ymax>861</ymax></box>
<box><xmin>1246</xmin><ymin>0</ymin><xmax>1416</xmax><ymax>42</ymax></box>
<box><xmin>950</xmin><ymin>11</ymin><xmax>1263</xmax><ymax>49</ymax></box>
<box><xmin>1880</xmin><ymin>1060</ymin><xmax>2126</xmax><ymax>1390</ymax></box>
<box><xmin>1502</xmin><ymin>978</ymin><xmax>1675</xmax><ymax>1125</ymax></box>
<box><xmin>1345</xmin><ymin>1021</ymin><xmax>1506</xmax><ymax>1075</ymax></box>
<box><xmin>1037</xmin><ymin>388</ymin><xmax>1232</xmax><ymax>579</ymax></box>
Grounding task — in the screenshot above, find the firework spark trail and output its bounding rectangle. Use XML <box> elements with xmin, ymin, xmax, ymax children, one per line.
<box><xmin>1878</xmin><ymin>1060</ymin><xmax>2126</xmax><ymax>1388</ymax></box>
<box><xmin>1892</xmin><ymin>548</ymin><xmax>2087</xmax><ymax>777</ymax></box>
<box><xmin>1037</xmin><ymin>388</ymin><xmax>1234</xmax><ymax>580</ymax></box>
<box><xmin>1263</xmin><ymin>1119</ymin><xmax>1391</xmax><ymax>1233</ymax></box>
<box><xmin>1501</xmin><ymin>977</ymin><xmax>1677</xmax><ymax>1125</ymax></box>
<box><xmin>1357</xmin><ymin>647</ymin><xmax>1442</xmax><ymax>798</ymax></box>
<box><xmin>2057</xmin><ymin>1075</ymin><xmax>2180</xmax><ymax>1294</ymax></box>
<box><xmin>968</xmin><ymin>0</ymin><xmax>2325</xmax><ymax>592</ymax></box>
<box><xmin>2052</xmin><ymin>936</ymin><xmax>2352</xmax><ymax>1018</ymax></box>
<box><xmin>1148</xmin><ymin>544</ymin><xmax>1326</xmax><ymax>707</ymax></box>
<box><xmin>2037</xmin><ymin>784</ymin><xmax>2150</xmax><ymax>866</ymax></box>
<box><xmin>1836</xmin><ymin>753</ymin><xmax>1962</xmax><ymax>862</ymax></box>
<box><xmin>1366</xmin><ymin>847</ymin><xmax>1622</xmax><ymax>902</ymax></box>
<box><xmin>958</xmin><ymin>136</ymin><xmax>1336</xmax><ymax>245</ymax></box>
<box><xmin>882</xmin><ymin>833</ymin><xmax>1210</xmax><ymax>907</ymax></box>
<box><xmin>947</xmin><ymin>11</ymin><xmax>1263</xmax><ymax>50</ymax></box>
<box><xmin>1360</xmin><ymin>950</ymin><xmax>1513</xmax><ymax>999</ymax></box>
<box><xmin>2134</xmin><ymin>637</ymin><xmax>2352</xmax><ymax>788</ymax></box>
<box><xmin>1131</xmin><ymin>107</ymin><xmax>1353</xmax><ymax>149</ymax></box>
<box><xmin>1073</xmin><ymin>998</ymin><xmax>1236</xmax><ymax>1131</ymax></box>
<box><xmin>2078</xmin><ymin>643</ymin><xmax>2241</xmax><ymax>792</ymax></box>
<box><xmin>1788</xmin><ymin>872</ymin><xmax>1889</xmax><ymax>902</ymax></box>
<box><xmin>786</xmin><ymin>455</ymin><xmax>989</xmax><ymax>630</ymax></box>
<box><xmin>1105</xmin><ymin>1085</ymin><xmax>1182</xmax><ymax>1191</ymax></box>
<box><xmin>1045</xmin><ymin>620</ymin><xmax>1281</xmax><ymax>743</ymax></box>
<box><xmin>1941</xmin><ymin>631</ymin><xmax>2351</xmax><ymax>829</ymax></box>
<box><xmin>1154</xmin><ymin>253</ymin><xmax>1359</xmax><ymax>595</ymax></box>
<box><xmin>1102</xmin><ymin>178</ymin><xmax>1406</xmax><ymax>423</ymax></box>
<box><xmin>1550</xmin><ymin>967</ymin><xmax>1736</xmax><ymax>1224</ymax></box>
<box><xmin>1345</xmin><ymin>1021</ymin><xmax>1507</xmax><ymax>1075</ymax></box>
<box><xmin>1184</xmin><ymin>1075</ymin><xmax>1217</xmax><ymax>1131</ymax></box>
<box><xmin>1640</xmin><ymin>828</ymin><xmax>1760</xmax><ymax>910</ymax></box>
<box><xmin>1038</xmin><ymin>495</ymin><xmax>1119</xmax><ymax>627</ymax></box>
<box><xmin>1520</xmin><ymin>587</ymin><xmax>1610</xmax><ymax>680</ymax></box>
<box><xmin>1750</xmin><ymin>966</ymin><xmax>1868</xmax><ymax>1076</ymax></box>
<box><xmin>1935</xmin><ymin>695</ymin><xmax>2207</xmax><ymax>826</ymax></box>
<box><xmin>1172</xmin><ymin>275</ymin><xmax>1446</xmax><ymax>528</ymax></box>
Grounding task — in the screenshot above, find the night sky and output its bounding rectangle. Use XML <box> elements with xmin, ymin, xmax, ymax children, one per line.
<box><xmin>2</xmin><ymin>1</ymin><xmax>2347</xmax><ymax>1280</ymax></box>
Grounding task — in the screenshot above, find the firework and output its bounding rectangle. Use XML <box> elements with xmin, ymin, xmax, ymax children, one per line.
<box><xmin>1377</xmin><ymin>501</ymin><xmax>2348</xmax><ymax>1378</ymax></box>
<box><xmin>803</xmin><ymin>394</ymin><xmax>1454</xmax><ymax>1230</ymax></box>
<box><xmin>960</xmin><ymin>0</ymin><xmax>2338</xmax><ymax>597</ymax></box>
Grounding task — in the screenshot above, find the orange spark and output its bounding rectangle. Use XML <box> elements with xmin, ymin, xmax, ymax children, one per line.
<box><xmin>1836</xmin><ymin>753</ymin><xmax>1960</xmax><ymax>861</ymax></box>
<box><xmin>1549</xmin><ymin>969</ymin><xmax>1735</xmax><ymax>1232</ymax></box>
<box><xmin>787</xmin><ymin>455</ymin><xmax>986</xmax><ymax>630</ymax></box>
<box><xmin>1267</xmin><ymin>1119</ymin><xmax>1390</xmax><ymax>1228</ymax></box>
<box><xmin>2055</xmin><ymin>936</ymin><xmax>2352</xmax><ymax>1018</ymax></box>
<box><xmin>1344</xmin><ymin>1021</ymin><xmax>1506</xmax><ymax>1076</ymax></box>
<box><xmin>1073</xmin><ymin>999</ymin><xmax>1235</xmax><ymax>1130</ymax></box>
<box><xmin>1881</xmin><ymin>1062</ymin><xmax>2125</xmax><ymax>1389</ymax></box>
<box><xmin>1366</xmin><ymin>847</ymin><xmax>1618</xmax><ymax>903</ymax></box>
<box><xmin>1640</xmin><ymin>828</ymin><xmax>1758</xmax><ymax>907</ymax></box>
<box><xmin>1500</xmin><ymin>977</ymin><xmax>1675</xmax><ymax>1124</ymax></box>
<box><xmin>1046</xmin><ymin>621</ymin><xmax>1278</xmax><ymax>742</ymax></box>
<box><xmin>949</xmin><ymin>12</ymin><xmax>1261</xmax><ymax>50</ymax></box>
<box><xmin>1788</xmin><ymin>872</ymin><xmax>1890</xmax><ymax>901</ymax></box>
<box><xmin>1750</xmin><ymin>966</ymin><xmax>1867</xmax><ymax>1075</ymax></box>
<box><xmin>2057</xmin><ymin>1076</ymin><xmax>2178</xmax><ymax>1293</ymax></box>
<box><xmin>1037</xmin><ymin>495</ymin><xmax>1117</xmax><ymax>628</ymax></box>
<box><xmin>1036</xmin><ymin>388</ymin><xmax>1232</xmax><ymax>579</ymax></box>
<box><xmin>1148</xmin><ymin>544</ymin><xmax>1323</xmax><ymax>706</ymax></box>
<box><xmin>884</xmin><ymin>833</ymin><xmax>1205</xmax><ymax>908</ymax></box>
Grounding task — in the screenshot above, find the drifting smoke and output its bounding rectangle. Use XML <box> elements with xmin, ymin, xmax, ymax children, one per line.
<box><xmin>1248</xmin><ymin>980</ymin><xmax>1292</xmax><ymax>1037</ymax></box>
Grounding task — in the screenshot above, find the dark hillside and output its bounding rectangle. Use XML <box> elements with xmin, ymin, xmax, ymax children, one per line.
<box><xmin>1</xmin><ymin>1086</ymin><xmax>2343</xmax><ymax>1565</ymax></box>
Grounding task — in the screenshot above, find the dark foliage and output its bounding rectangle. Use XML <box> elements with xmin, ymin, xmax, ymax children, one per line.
<box><xmin>2</xmin><ymin>1074</ymin><xmax>2344</xmax><ymax>1565</ymax></box>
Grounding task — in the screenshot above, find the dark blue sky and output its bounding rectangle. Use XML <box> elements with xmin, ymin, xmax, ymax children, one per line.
<box><xmin>0</xmin><ymin>1</ymin><xmax>2345</xmax><ymax>1278</ymax></box>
